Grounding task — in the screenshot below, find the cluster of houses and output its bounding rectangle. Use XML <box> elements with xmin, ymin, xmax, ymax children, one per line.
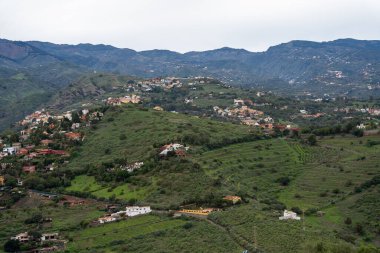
<box><xmin>334</xmin><ymin>107</ymin><xmax>380</xmax><ymax>116</ymax></box>
<box><xmin>96</xmin><ymin>206</ymin><xmax>152</xmax><ymax>224</ymax></box>
<box><xmin>105</xmin><ymin>94</ymin><xmax>141</xmax><ymax>106</ymax></box>
<box><xmin>10</xmin><ymin>231</ymin><xmax>65</xmax><ymax>252</ymax></box>
<box><xmin>159</xmin><ymin>143</ymin><xmax>189</xmax><ymax>157</ymax></box>
<box><xmin>0</xmin><ymin>107</ymin><xmax>106</xmax><ymax>190</ymax></box>
<box><xmin>213</xmin><ymin>98</ymin><xmax>277</xmax><ymax>130</ymax></box>
<box><xmin>119</xmin><ymin>162</ymin><xmax>144</xmax><ymax>173</ymax></box>
<box><xmin>137</xmin><ymin>77</ymin><xmax>184</xmax><ymax>92</ymax></box>
<box><xmin>299</xmin><ymin>110</ymin><xmax>325</xmax><ymax>119</ymax></box>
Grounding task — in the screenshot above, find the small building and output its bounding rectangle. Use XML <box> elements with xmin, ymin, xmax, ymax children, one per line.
<box><xmin>153</xmin><ymin>106</ymin><xmax>164</xmax><ymax>111</ymax></box>
<box><xmin>45</xmin><ymin>163</ymin><xmax>56</xmax><ymax>171</ymax></box>
<box><xmin>177</xmin><ymin>208</ymin><xmax>216</xmax><ymax>216</ymax></box>
<box><xmin>18</xmin><ymin>148</ymin><xmax>29</xmax><ymax>155</ymax></box>
<box><xmin>98</xmin><ymin>216</ymin><xmax>118</xmax><ymax>224</ymax></box>
<box><xmin>159</xmin><ymin>143</ymin><xmax>189</xmax><ymax>157</ymax></box>
<box><xmin>41</xmin><ymin>233</ymin><xmax>59</xmax><ymax>241</ymax></box>
<box><xmin>223</xmin><ymin>195</ymin><xmax>242</xmax><ymax>204</ymax></box>
<box><xmin>23</xmin><ymin>165</ymin><xmax>36</xmax><ymax>174</ymax></box>
<box><xmin>65</xmin><ymin>132</ymin><xmax>82</xmax><ymax>141</ymax></box>
<box><xmin>3</xmin><ymin>147</ymin><xmax>17</xmax><ymax>155</ymax></box>
<box><xmin>40</xmin><ymin>139</ymin><xmax>54</xmax><ymax>146</ymax></box>
<box><xmin>0</xmin><ymin>176</ymin><xmax>5</xmax><ymax>186</ymax></box>
<box><xmin>279</xmin><ymin>210</ymin><xmax>301</xmax><ymax>220</ymax></box>
<box><xmin>11</xmin><ymin>232</ymin><xmax>30</xmax><ymax>242</ymax></box>
<box><xmin>125</xmin><ymin>206</ymin><xmax>151</xmax><ymax>217</ymax></box>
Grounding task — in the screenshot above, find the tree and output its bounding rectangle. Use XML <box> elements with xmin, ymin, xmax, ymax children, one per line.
<box><xmin>352</xmin><ymin>129</ymin><xmax>364</xmax><ymax>137</ymax></box>
<box><xmin>3</xmin><ymin>239</ymin><xmax>20</xmax><ymax>252</ymax></box>
<box><xmin>307</xmin><ymin>134</ymin><xmax>317</xmax><ymax>145</ymax></box>
<box><xmin>72</xmin><ymin>112</ymin><xmax>81</xmax><ymax>123</ymax></box>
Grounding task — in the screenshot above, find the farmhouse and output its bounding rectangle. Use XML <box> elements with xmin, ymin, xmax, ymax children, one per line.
<box><xmin>279</xmin><ymin>210</ymin><xmax>301</xmax><ymax>220</ymax></box>
<box><xmin>110</xmin><ymin>206</ymin><xmax>151</xmax><ymax>217</ymax></box>
<box><xmin>125</xmin><ymin>206</ymin><xmax>151</xmax><ymax>216</ymax></box>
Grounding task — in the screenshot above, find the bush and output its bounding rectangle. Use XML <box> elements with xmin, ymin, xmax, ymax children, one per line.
<box><xmin>276</xmin><ymin>176</ymin><xmax>291</xmax><ymax>186</ymax></box>
<box><xmin>182</xmin><ymin>222</ymin><xmax>193</xmax><ymax>229</ymax></box>
<box><xmin>307</xmin><ymin>135</ymin><xmax>317</xmax><ymax>145</ymax></box>
<box><xmin>3</xmin><ymin>240</ymin><xmax>20</xmax><ymax>252</ymax></box>
<box><xmin>291</xmin><ymin>207</ymin><xmax>302</xmax><ymax>215</ymax></box>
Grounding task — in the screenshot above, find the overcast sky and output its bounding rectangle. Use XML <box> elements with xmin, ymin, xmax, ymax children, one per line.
<box><xmin>1</xmin><ymin>0</ymin><xmax>380</xmax><ymax>52</ymax></box>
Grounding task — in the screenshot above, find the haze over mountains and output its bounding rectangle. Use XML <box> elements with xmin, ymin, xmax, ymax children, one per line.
<box><xmin>1</xmin><ymin>38</ymin><xmax>380</xmax><ymax>129</ymax></box>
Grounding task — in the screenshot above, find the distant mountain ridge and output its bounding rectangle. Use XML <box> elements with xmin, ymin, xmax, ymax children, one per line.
<box><xmin>1</xmin><ymin>37</ymin><xmax>380</xmax><ymax>130</ymax></box>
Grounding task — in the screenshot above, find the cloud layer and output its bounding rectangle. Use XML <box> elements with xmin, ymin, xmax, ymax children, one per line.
<box><xmin>1</xmin><ymin>0</ymin><xmax>379</xmax><ymax>52</ymax></box>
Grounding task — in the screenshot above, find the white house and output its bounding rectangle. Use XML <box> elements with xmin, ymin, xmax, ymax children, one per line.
<box><xmin>11</xmin><ymin>232</ymin><xmax>30</xmax><ymax>242</ymax></box>
<box><xmin>3</xmin><ymin>147</ymin><xmax>17</xmax><ymax>155</ymax></box>
<box><xmin>279</xmin><ymin>210</ymin><xmax>301</xmax><ymax>220</ymax></box>
<box><xmin>41</xmin><ymin>233</ymin><xmax>59</xmax><ymax>241</ymax></box>
<box><xmin>125</xmin><ymin>206</ymin><xmax>151</xmax><ymax>217</ymax></box>
<box><xmin>234</xmin><ymin>99</ymin><xmax>244</xmax><ymax>106</ymax></box>
<box><xmin>356</xmin><ymin>123</ymin><xmax>366</xmax><ymax>130</ymax></box>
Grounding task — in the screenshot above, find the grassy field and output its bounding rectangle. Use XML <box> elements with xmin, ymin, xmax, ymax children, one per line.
<box><xmin>66</xmin><ymin>175</ymin><xmax>150</xmax><ymax>200</ymax></box>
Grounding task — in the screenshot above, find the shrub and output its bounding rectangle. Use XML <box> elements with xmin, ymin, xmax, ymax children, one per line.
<box><xmin>344</xmin><ymin>217</ymin><xmax>352</xmax><ymax>225</ymax></box>
<box><xmin>183</xmin><ymin>222</ymin><xmax>193</xmax><ymax>229</ymax></box>
<box><xmin>4</xmin><ymin>240</ymin><xmax>20</xmax><ymax>252</ymax></box>
<box><xmin>276</xmin><ymin>176</ymin><xmax>291</xmax><ymax>186</ymax></box>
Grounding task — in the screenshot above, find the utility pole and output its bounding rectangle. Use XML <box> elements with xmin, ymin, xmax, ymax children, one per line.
<box><xmin>302</xmin><ymin>210</ymin><xmax>305</xmax><ymax>231</ymax></box>
<box><xmin>253</xmin><ymin>225</ymin><xmax>258</xmax><ymax>250</ymax></box>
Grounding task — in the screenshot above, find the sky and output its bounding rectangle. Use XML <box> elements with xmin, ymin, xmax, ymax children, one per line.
<box><xmin>0</xmin><ymin>0</ymin><xmax>380</xmax><ymax>52</ymax></box>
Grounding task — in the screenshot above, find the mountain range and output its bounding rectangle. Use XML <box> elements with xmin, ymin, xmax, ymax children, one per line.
<box><xmin>1</xmin><ymin>38</ymin><xmax>380</xmax><ymax>130</ymax></box>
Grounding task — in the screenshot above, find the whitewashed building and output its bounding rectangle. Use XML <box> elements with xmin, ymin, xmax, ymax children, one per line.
<box><xmin>125</xmin><ymin>206</ymin><xmax>152</xmax><ymax>217</ymax></box>
<box><xmin>279</xmin><ymin>210</ymin><xmax>301</xmax><ymax>220</ymax></box>
<box><xmin>41</xmin><ymin>233</ymin><xmax>59</xmax><ymax>241</ymax></box>
<box><xmin>11</xmin><ymin>232</ymin><xmax>30</xmax><ymax>242</ymax></box>
<box><xmin>3</xmin><ymin>147</ymin><xmax>17</xmax><ymax>155</ymax></box>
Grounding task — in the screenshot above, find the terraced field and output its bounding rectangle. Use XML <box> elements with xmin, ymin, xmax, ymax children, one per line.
<box><xmin>66</xmin><ymin>215</ymin><xmax>243</xmax><ymax>253</ymax></box>
<box><xmin>193</xmin><ymin>138</ymin><xmax>302</xmax><ymax>197</ymax></box>
<box><xmin>279</xmin><ymin>136</ymin><xmax>380</xmax><ymax>209</ymax></box>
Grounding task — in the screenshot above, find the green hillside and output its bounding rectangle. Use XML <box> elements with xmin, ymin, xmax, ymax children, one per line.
<box><xmin>61</xmin><ymin>106</ymin><xmax>380</xmax><ymax>252</ymax></box>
